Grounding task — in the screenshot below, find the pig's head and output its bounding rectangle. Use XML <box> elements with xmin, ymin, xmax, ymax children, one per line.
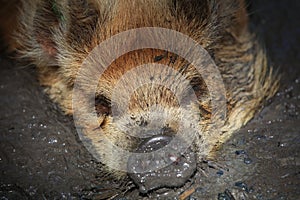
<box><xmin>13</xmin><ymin>0</ymin><xmax>279</xmax><ymax>195</ymax></box>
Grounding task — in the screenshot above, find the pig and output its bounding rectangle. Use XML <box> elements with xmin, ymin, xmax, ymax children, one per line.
<box><xmin>1</xmin><ymin>0</ymin><xmax>279</xmax><ymax>195</ymax></box>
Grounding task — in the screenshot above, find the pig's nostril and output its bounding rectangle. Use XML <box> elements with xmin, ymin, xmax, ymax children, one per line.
<box><xmin>136</xmin><ymin>135</ymin><xmax>172</xmax><ymax>153</ymax></box>
<box><xmin>127</xmin><ymin>135</ymin><xmax>196</xmax><ymax>194</ymax></box>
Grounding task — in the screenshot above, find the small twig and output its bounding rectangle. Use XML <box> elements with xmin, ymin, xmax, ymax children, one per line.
<box><xmin>179</xmin><ymin>187</ymin><xmax>196</xmax><ymax>200</ymax></box>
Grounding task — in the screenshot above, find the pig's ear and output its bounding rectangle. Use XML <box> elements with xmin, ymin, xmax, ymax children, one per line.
<box><xmin>33</xmin><ymin>1</ymin><xmax>66</xmax><ymax>58</ymax></box>
<box><xmin>228</xmin><ymin>0</ymin><xmax>249</xmax><ymax>38</ymax></box>
<box><xmin>15</xmin><ymin>0</ymin><xmax>68</xmax><ymax>66</ymax></box>
<box><xmin>209</xmin><ymin>0</ymin><xmax>249</xmax><ymax>38</ymax></box>
<box><xmin>173</xmin><ymin>0</ymin><xmax>249</xmax><ymax>40</ymax></box>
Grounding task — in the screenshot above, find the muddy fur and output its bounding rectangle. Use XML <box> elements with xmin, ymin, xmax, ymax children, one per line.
<box><xmin>2</xmin><ymin>0</ymin><xmax>279</xmax><ymax>180</ymax></box>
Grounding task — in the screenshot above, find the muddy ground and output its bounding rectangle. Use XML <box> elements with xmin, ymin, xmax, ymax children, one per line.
<box><xmin>0</xmin><ymin>0</ymin><xmax>299</xmax><ymax>199</ymax></box>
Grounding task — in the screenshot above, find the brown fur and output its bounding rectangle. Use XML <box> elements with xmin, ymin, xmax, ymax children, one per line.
<box><xmin>2</xmin><ymin>0</ymin><xmax>279</xmax><ymax>180</ymax></box>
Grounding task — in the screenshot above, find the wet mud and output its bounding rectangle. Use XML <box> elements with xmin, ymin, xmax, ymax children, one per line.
<box><xmin>0</xmin><ymin>0</ymin><xmax>299</xmax><ymax>199</ymax></box>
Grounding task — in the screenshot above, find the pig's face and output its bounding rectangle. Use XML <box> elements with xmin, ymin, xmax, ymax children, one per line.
<box><xmin>72</xmin><ymin>47</ymin><xmax>219</xmax><ymax>193</ymax></box>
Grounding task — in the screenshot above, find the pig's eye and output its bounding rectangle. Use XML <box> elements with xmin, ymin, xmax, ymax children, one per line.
<box><xmin>190</xmin><ymin>75</ymin><xmax>208</xmax><ymax>100</ymax></box>
<box><xmin>95</xmin><ymin>95</ymin><xmax>111</xmax><ymax>116</ymax></box>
